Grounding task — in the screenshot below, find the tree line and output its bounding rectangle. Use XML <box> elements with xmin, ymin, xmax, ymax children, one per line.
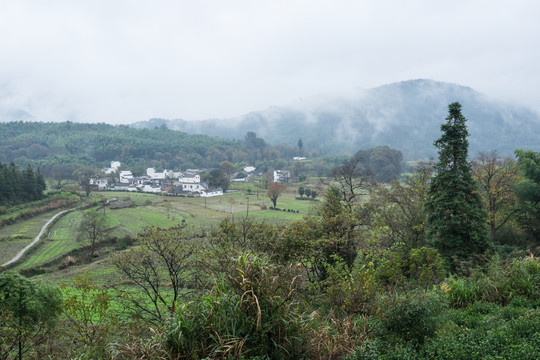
<box><xmin>0</xmin><ymin>121</ymin><xmax>404</xmax><ymax>185</ymax></box>
<box><xmin>0</xmin><ymin>162</ymin><xmax>46</xmax><ymax>206</ymax></box>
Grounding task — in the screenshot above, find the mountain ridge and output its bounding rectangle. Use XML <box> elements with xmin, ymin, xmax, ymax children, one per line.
<box><xmin>132</xmin><ymin>79</ymin><xmax>540</xmax><ymax>160</ymax></box>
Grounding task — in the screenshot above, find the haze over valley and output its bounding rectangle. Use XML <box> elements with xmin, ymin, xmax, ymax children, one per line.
<box><xmin>132</xmin><ymin>79</ymin><xmax>540</xmax><ymax>160</ymax></box>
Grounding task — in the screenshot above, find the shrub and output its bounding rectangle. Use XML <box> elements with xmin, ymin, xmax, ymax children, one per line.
<box><xmin>321</xmin><ymin>255</ymin><xmax>380</xmax><ymax>316</ymax></box>
<box><xmin>443</xmin><ymin>276</ymin><xmax>479</xmax><ymax>308</ymax></box>
<box><xmin>166</xmin><ymin>252</ymin><xmax>306</xmax><ymax>359</ymax></box>
<box><xmin>375</xmin><ymin>290</ymin><xmax>446</xmax><ymax>346</ymax></box>
<box><xmin>509</xmin><ymin>256</ymin><xmax>540</xmax><ymax>298</ymax></box>
<box><xmin>60</xmin><ymin>256</ymin><xmax>76</xmax><ymax>269</ymax></box>
<box><xmin>305</xmin><ymin>313</ymin><xmax>367</xmax><ymax>360</ymax></box>
<box><xmin>443</xmin><ymin>255</ymin><xmax>540</xmax><ymax>308</ymax></box>
<box><xmin>406</xmin><ymin>247</ymin><xmax>446</xmax><ymax>286</ymax></box>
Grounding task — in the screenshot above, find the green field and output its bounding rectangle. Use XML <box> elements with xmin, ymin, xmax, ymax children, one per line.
<box><xmin>4</xmin><ymin>185</ymin><xmax>321</xmax><ymax>284</ymax></box>
<box><xmin>18</xmin><ymin>211</ymin><xmax>86</xmax><ymax>269</ymax></box>
<box><xmin>0</xmin><ymin>211</ymin><xmax>60</xmax><ymax>265</ymax></box>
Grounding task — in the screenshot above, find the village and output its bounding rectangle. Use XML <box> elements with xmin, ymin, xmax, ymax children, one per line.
<box><xmin>90</xmin><ymin>161</ymin><xmax>293</xmax><ymax>197</ymax></box>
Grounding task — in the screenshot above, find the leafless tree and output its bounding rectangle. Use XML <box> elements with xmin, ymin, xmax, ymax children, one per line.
<box><xmin>322</xmin><ymin>153</ymin><xmax>375</xmax><ymax>211</ymax></box>
<box><xmin>112</xmin><ymin>226</ymin><xmax>201</xmax><ymax>323</ymax></box>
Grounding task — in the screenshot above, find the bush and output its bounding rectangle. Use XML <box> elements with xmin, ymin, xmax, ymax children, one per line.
<box><xmin>321</xmin><ymin>256</ymin><xmax>380</xmax><ymax>316</ymax></box>
<box><xmin>375</xmin><ymin>290</ymin><xmax>446</xmax><ymax>346</ymax></box>
<box><xmin>166</xmin><ymin>252</ymin><xmax>306</xmax><ymax>359</ymax></box>
<box><xmin>305</xmin><ymin>313</ymin><xmax>367</xmax><ymax>360</ymax></box>
<box><xmin>59</xmin><ymin>256</ymin><xmax>76</xmax><ymax>269</ymax></box>
<box><xmin>509</xmin><ymin>256</ymin><xmax>540</xmax><ymax>298</ymax></box>
<box><xmin>442</xmin><ymin>255</ymin><xmax>540</xmax><ymax>308</ymax></box>
<box><xmin>421</xmin><ymin>305</ymin><xmax>540</xmax><ymax>360</ymax></box>
<box><xmin>113</xmin><ymin>236</ymin><xmax>135</xmax><ymax>250</ymax></box>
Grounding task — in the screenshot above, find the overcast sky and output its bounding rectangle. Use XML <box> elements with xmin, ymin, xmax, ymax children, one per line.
<box><xmin>0</xmin><ymin>1</ymin><xmax>539</xmax><ymax>124</ymax></box>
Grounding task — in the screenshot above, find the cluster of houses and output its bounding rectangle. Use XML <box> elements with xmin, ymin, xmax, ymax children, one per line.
<box><xmin>90</xmin><ymin>159</ymin><xmax>301</xmax><ymax>197</ymax></box>
<box><xmin>91</xmin><ymin>161</ymin><xmax>224</xmax><ymax>197</ymax></box>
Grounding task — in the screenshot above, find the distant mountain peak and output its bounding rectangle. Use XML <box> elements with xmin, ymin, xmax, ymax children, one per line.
<box><xmin>131</xmin><ymin>80</ymin><xmax>540</xmax><ymax>160</ymax></box>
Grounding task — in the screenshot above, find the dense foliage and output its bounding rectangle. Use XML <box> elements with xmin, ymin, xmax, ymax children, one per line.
<box><xmin>0</xmin><ymin>121</ymin><xmax>297</xmax><ymax>176</ymax></box>
<box><xmin>426</xmin><ymin>102</ymin><xmax>489</xmax><ymax>268</ymax></box>
<box><xmin>514</xmin><ymin>149</ymin><xmax>540</xmax><ymax>242</ymax></box>
<box><xmin>0</xmin><ymin>162</ymin><xmax>46</xmax><ymax>206</ymax></box>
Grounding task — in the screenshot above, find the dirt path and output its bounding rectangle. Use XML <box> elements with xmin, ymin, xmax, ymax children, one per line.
<box><xmin>2</xmin><ymin>209</ymin><xmax>72</xmax><ymax>267</ymax></box>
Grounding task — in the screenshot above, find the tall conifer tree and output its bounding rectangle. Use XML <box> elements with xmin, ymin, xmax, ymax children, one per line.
<box><xmin>425</xmin><ymin>102</ymin><xmax>489</xmax><ymax>268</ymax></box>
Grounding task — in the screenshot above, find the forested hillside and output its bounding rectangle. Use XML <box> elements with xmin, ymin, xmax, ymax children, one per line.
<box><xmin>136</xmin><ymin>80</ymin><xmax>540</xmax><ymax>160</ymax></box>
<box><xmin>0</xmin><ymin>122</ymin><xmax>298</xmax><ymax>177</ymax></box>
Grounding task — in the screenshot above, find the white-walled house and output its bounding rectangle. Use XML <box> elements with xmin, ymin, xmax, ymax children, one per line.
<box><xmin>103</xmin><ymin>161</ymin><xmax>121</xmax><ymax>174</ymax></box>
<box><xmin>146</xmin><ymin>168</ymin><xmax>182</xmax><ymax>180</ymax></box>
<box><xmin>137</xmin><ymin>183</ymin><xmax>163</xmax><ymax>193</ymax></box>
<box><xmin>180</xmin><ymin>182</ymin><xmax>203</xmax><ymax>192</ymax></box>
<box><xmin>243</xmin><ymin>166</ymin><xmax>256</xmax><ymax>173</ymax></box>
<box><xmin>200</xmin><ymin>188</ymin><xmax>224</xmax><ymax>197</ymax></box>
<box><xmin>90</xmin><ymin>178</ymin><xmax>108</xmax><ymax>189</ymax></box>
<box><xmin>273</xmin><ymin>170</ymin><xmax>290</xmax><ymax>182</ymax></box>
<box><xmin>180</xmin><ymin>174</ymin><xmax>201</xmax><ymax>183</ymax></box>
<box><xmin>114</xmin><ymin>184</ymin><xmax>139</xmax><ymax>192</ymax></box>
<box><xmin>119</xmin><ymin>170</ymin><xmax>134</xmax><ymax>183</ymax></box>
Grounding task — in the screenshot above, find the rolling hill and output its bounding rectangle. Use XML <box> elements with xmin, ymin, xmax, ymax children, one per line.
<box><xmin>133</xmin><ymin>80</ymin><xmax>540</xmax><ymax>160</ymax></box>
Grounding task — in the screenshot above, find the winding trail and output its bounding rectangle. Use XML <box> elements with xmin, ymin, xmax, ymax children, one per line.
<box><xmin>2</xmin><ymin>209</ymin><xmax>72</xmax><ymax>267</ymax></box>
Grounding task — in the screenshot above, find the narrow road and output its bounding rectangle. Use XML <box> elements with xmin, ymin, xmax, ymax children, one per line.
<box><xmin>2</xmin><ymin>209</ymin><xmax>71</xmax><ymax>267</ymax></box>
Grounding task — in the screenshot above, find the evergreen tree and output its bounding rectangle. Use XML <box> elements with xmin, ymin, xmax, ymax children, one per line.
<box><xmin>514</xmin><ymin>149</ymin><xmax>540</xmax><ymax>242</ymax></box>
<box><xmin>0</xmin><ymin>162</ymin><xmax>46</xmax><ymax>205</ymax></box>
<box><xmin>425</xmin><ymin>102</ymin><xmax>489</xmax><ymax>268</ymax></box>
<box><xmin>23</xmin><ymin>165</ymin><xmax>36</xmax><ymax>201</ymax></box>
<box><xmin>36</xmin><ymin>167</ymin><xmax>47</xmax><ymax>195</ymax></box>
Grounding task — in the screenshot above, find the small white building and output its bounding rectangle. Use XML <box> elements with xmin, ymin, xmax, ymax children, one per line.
<box><xmin>181</xmin><ymin>182</ymin><xmax>203</xmax><ymax>192</ymax></box>
<box><xmin>200</xmin><ymin>189</ymin><xmax>224</xmax><ymax>197</ymax></box>
<box><xmin>180</xmin><ymin>174</ymin><xmax>201</xmax><ymax>184</ymax></box>
<box><xmin>103</xmin><ymin>161</ymin><xmax>121</xmax><ymax>174</ymax></box>
<box><xmin>273</xmin><ymin>170</ymin><xmax>290</xmax><ymax>182</ymax></box>
<box><xmin>90</xmin><ymin>178</ymin><xmax>108</xmax><ymax>189</ymax></box>
<box><xmin>293</xmin><ymin>157</ymin><xmax>307</xmax><ymax>161</ymax></box>
<box><xmin>146</xmin><ymin>168</ymin><xmax>182</xmax><ymax>180</ymax></box>
<box><xmin>119</xmin><ymin>170</ymin><xmax>134</xmax><ymax>184</ymax></box>
<box><xmin>243</xmin><ymin>166</ymin><xmax>256</xmax><ymax>173</ymax></box>
<box><xmin>114</xmin><ymin>184</ymin><xmax>138</xmax><ymax>192</ymax></box>
<box><xmin>137</xmin><ymin>183</ymin><xmax>163</xmax><ymax>193</ymax></box>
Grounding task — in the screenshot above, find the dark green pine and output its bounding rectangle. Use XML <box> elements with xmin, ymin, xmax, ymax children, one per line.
<box><xmin>425</xmin><ymin>102</ymin><xmax>490</xmax><ymax>268</ymax></box>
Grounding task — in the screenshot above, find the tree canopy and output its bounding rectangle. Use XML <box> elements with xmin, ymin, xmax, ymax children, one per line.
<box><xmin>514</xmin><ymin>149</ymin><xmax>540</xmax><ymax>242</ymax></box>
<box><xmin>0</xmin><ymin>162</ymin><xmax>46</xmax><ymax>206</ymax></box>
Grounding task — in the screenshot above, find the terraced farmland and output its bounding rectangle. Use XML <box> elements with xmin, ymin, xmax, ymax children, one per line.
<box><xmin>0</xmin><ymin>212</ymin><xmax>56</xmax><ymax>265</ymax></box>
<box><xmin>6</xmin><ymin>189</ymin><xmax>321</xmax><ymax>284</ymax></box>
<box><xmin>18</xmin><ymin>211</ymin><xmax>86</xmax><ymax>269</ymax></box>
<box><xmin>106</xmin><ymin>206</ymin><xmax>178</xmax><ymax>233</ymax></box>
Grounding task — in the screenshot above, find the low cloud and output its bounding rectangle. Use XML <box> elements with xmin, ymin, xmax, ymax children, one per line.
<box><xmin>1</xmin><ymin>1</ymin><xmax>539</xmax><ymax>123</ymax></box>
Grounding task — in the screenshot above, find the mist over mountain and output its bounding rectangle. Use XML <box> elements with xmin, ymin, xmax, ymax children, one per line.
<box><xmin>132</xmin><ymin>80</ymin><xmax>540</xmax><ymax>160</ymax></box>
<box><xmin>0</xmin><ymin>84</ymin><xmax>34</xmax><ymax>122</ymax></box>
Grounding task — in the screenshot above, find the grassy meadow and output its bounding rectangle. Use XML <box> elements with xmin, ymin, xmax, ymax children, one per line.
<box><xmin>1</xmin><ymin>180</ymin><xmax>322</xmax><ymax>285</ymax></box>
